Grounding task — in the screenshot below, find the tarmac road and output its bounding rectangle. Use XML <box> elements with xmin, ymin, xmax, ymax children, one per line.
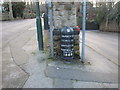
<box><xmin>80</xmin><ymin>30</ymin><xmax>118</xmax><ymax>66</ymax></box>
<box><xmin>0</xmin><ymin>19</ymin><xmax>119</xmax><ymax>88</ymax></box>
<box><xmin>1</xmin><ymin>19</ymin><xmax>36</xmax><ymax>48</ymax></box>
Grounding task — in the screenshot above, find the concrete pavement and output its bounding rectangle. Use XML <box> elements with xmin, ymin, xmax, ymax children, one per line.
<box><xmin>1</xmin><ymin>19</ymin><xmax>119</xmax><ymax>88</ymax></box>
<box><xmin>1</xmin><ymin>19</ymin><xmax>36</xmax><ymax>88</ymax></box>
<box><xmin>83</xmin><ymin>31</ymin><xmax>118</xmax><ymax>66</ymax></box>
<box><xmin>9</xmin><ymin>30</ymin><xmax>36</xmax><ymax>65</ymax></box>
<box><xmin>0</xmin><ymin>21</ymin><xmax>2</xmax><ymax>89</ymax></box>
<box><xmin>2</xmin><ymin>45</ymin><xmax>28</xmax><ymax>88</ymax></box>
<box><xmin>21</xmin><ymin>30</ymin><xmax>118</xmax><ymax>88</ymax></box>
<box><xmin>45</xmin><ymin>42</ymin><xmax>118</xmax><ymax>88</ymax></box>
<box><xmin>21</xmin><ymin>35</ymin><xmax>53</xmax><ymax>88</ymax></box>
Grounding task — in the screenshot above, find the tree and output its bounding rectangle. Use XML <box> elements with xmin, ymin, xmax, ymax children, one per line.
<box><xmin>108</xmin><ymin>1</ymin><xmax>120</xmax><ymax>24</ymax></box>
<box><xmin>95</xmin><ymin>1</ymin><xmax>119</xmax><ymax>25</ymax></box>
<box><xmin>12</xmin><ymin>2</ymin><xmax>26</xmax><ymax>18</ymax></box>
<box><xmin>2</xmin><ymin>2</ymin><xmax>26</xmax><ymax>18</ymax></box>
<box><xmin>95</xmin><ymin>3</ymin><xmax>108</xmax><ymax>24</ymax></box>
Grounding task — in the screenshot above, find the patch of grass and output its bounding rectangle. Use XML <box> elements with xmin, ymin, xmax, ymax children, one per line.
<box><xmin>42</xmin><ymin>50</ymin><xmax>48</xmax><ymax>54</ymax></box>
<box><xmin>31</xmin><ymin>52</ymin><xmax>37</xmax><ymax>56</ymax></box>
<box><xmin>55</xmin><ymin>8</ymin><xmax>60</xmax><ymax>11</ymax></box>
<box><xmin>47</xmin><ymin>56</ymin><xmax>61</xmax><ymax>63</ymax></box>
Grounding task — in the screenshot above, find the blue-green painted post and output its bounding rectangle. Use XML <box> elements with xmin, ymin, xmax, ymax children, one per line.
<box><xmin>36</xmin><ymin>1</ymin><xmax>44</xmax><ymax>50</ymax></box>
<box><xmin>82</xmin><ymin>0</ymin><xmax>86</xmax><ymax>63</ymax></box>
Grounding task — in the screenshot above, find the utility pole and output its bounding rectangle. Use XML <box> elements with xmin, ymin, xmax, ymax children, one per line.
<box><xmin>81</xmin><ymin>0</ymin><xmax>86</xmax><ymax>63</ymax></box>
<box><xmin>36</xmin><ymin>0</ymin><xmax>44</xmax><ymax>51</ymax></box>
<box><xmin>9</xmin><ymin>0</ymin><xmax>14</xmax><ymax>20</ymax></box>
<box><xmin>47</xmin><ymin>0</ymin><xmax>54</xmax><ymax>57</ymax></box>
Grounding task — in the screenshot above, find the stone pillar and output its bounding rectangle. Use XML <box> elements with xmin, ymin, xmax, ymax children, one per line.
<box><xmin>52</xmin><ymin>2</ymin><xmax>76</xmax><ymax>28</ymax></box>
<box><xmin>52</xmin><ymin>2</ymin><xmax>80</xmax><ymax>59</ymax></box>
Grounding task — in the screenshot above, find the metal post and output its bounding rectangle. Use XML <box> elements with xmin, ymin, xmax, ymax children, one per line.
<box><xmin>81</xmin><ymin>0</ymin><xmax>86</xmax><ymax>63</ymax></box>
<box><xmin>47</xmin><ymin>0</ymin><xmax>54</xmax><ymax>57</ymax></box>
<box><xmin>36</xmin><ymin>1</ymin><xmax>44</xmax><ymax>50</ymax></box>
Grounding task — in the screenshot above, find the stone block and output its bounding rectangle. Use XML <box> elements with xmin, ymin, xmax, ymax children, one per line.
<box><xmin>52</xmin><ymin>2</ymin><xmax>79</xmax><ymax>58</ymax></box>
<box><xmin>52</xmin><ymin>2</ymin><xmax>77</xmax><ymax>29</ymax></box>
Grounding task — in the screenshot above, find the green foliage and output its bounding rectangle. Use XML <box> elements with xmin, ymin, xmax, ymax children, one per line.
<box><xmin>77</xmin><ymin>16</ymin><xmax>82</xmax><ymax>27</ymax></box>
<box><xmin>108</xmin><ymin>8</ymin><xmax>117</xmax><ymax>21</ymax></box>
<box><xmin>108</xmin><ymin>1</ymin><xmax>120</xmax><ymax>23</ymax></box>
<box><xmin>95</xmin><ymin>1</ymin><xmax>120</xmax><ymax>24</ymax></box>
<box><xmin>95</xmin><ymin>4</ymin><xmax>108</xmax><ymax>24</ymax></box>
<box><xmin>2</xmin><ymin>2</ymin><xmax>26</xmax><ymax>18</ymax></box>
<box><xmin>12</xmin><ymin>2</ymin><xmax>26</xmax><ymax>18</ymax></box>
<box><xmin>23</xmin><ymin>13</ymin><xmax>36</xmax><ymax>19</ymax></box>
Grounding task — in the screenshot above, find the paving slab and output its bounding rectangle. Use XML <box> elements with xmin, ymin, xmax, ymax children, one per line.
<box><xmin>53</xmin><ymin>79</ymin><xmax>73</xmax><ymax>88</ymax></box>
<box><xmin>2</xmin><ymin>46</ymin><xmax>29</xmax><ymax>88</ymax></box>
<box><xmin>45</xmin><ymin>33</ymin><xmax>118</xmax><ymax>87</ymax></box>
<box><xmin>1</xmin><ymin>19</ymin><xmax>37</xmax><ymax>88</ymax></box>
<box><xmin>73</xmin><ymin>81</ymin><xmax>103</xmax><ymax>88</ymax></box>
<box><xmin>21</xmin><ymin>35</ymin><xmax>53</xmax><ymax>88</ymax></box>
<box><xmin>45</xmin><ymin>65</ymin><xmax>117</xmax><ymax>83</ymax></box>
<box><xmin>22</xmin><ymin>53</ymin><xmax>53</xmax><ymax>88</ymax></box>
<box><xmin>45</xmin><ymin>44</ymin><xmax>118</xmax><ymax>83</ymax></box>
<box><xmin>10</xmin><ymin>47</ymin><xmax>29</xmax><ymax>66</ymax></box>
<box><xmin>73</xmin><ymin>81</ymin><xmax>118</xmax><ymax>88</ymax></box>
<box><xmin>9</xmin><ymin>30</ymin><xmax>36</xmax><ymax>66</ymax></box>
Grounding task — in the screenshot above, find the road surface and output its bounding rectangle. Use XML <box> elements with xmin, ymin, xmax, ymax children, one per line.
<box><xmin>1</xmin><ymin>19</ymin><xmax>36</xmax><ymax>48</ymax></box>
<box><xmin>0</xmin><ymin>19</ymin><xmax>118</xmax><ymax>88</ymax></box>
<box><xmin>1</xmin><ymin>19</ymin><xmax>37</xmax><ymax>88</ymax></box>
<box><xmin>80</xmin><ymin>30</ymin><xmax>118</xmax><ymax>66</ymax></box>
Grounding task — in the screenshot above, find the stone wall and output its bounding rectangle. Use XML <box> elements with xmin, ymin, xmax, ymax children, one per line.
<box><xmin>52</xmin><ymin>2</ymin><xmax>76</xmax><ymax>29</ymax></box>
<box><xmin>0</xmin><ymin>12</ymin><xmax>9</xmax><ymax>21</ymax></box>
<box><xmin>52</xmin><ymin>2</ymin><xmax>80</xmax><ymax>59</ymax></box>
<box><xmin>100</xmin><ymin>21</ymin><xmax>120</xmax><ymax>32</ymax></box>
